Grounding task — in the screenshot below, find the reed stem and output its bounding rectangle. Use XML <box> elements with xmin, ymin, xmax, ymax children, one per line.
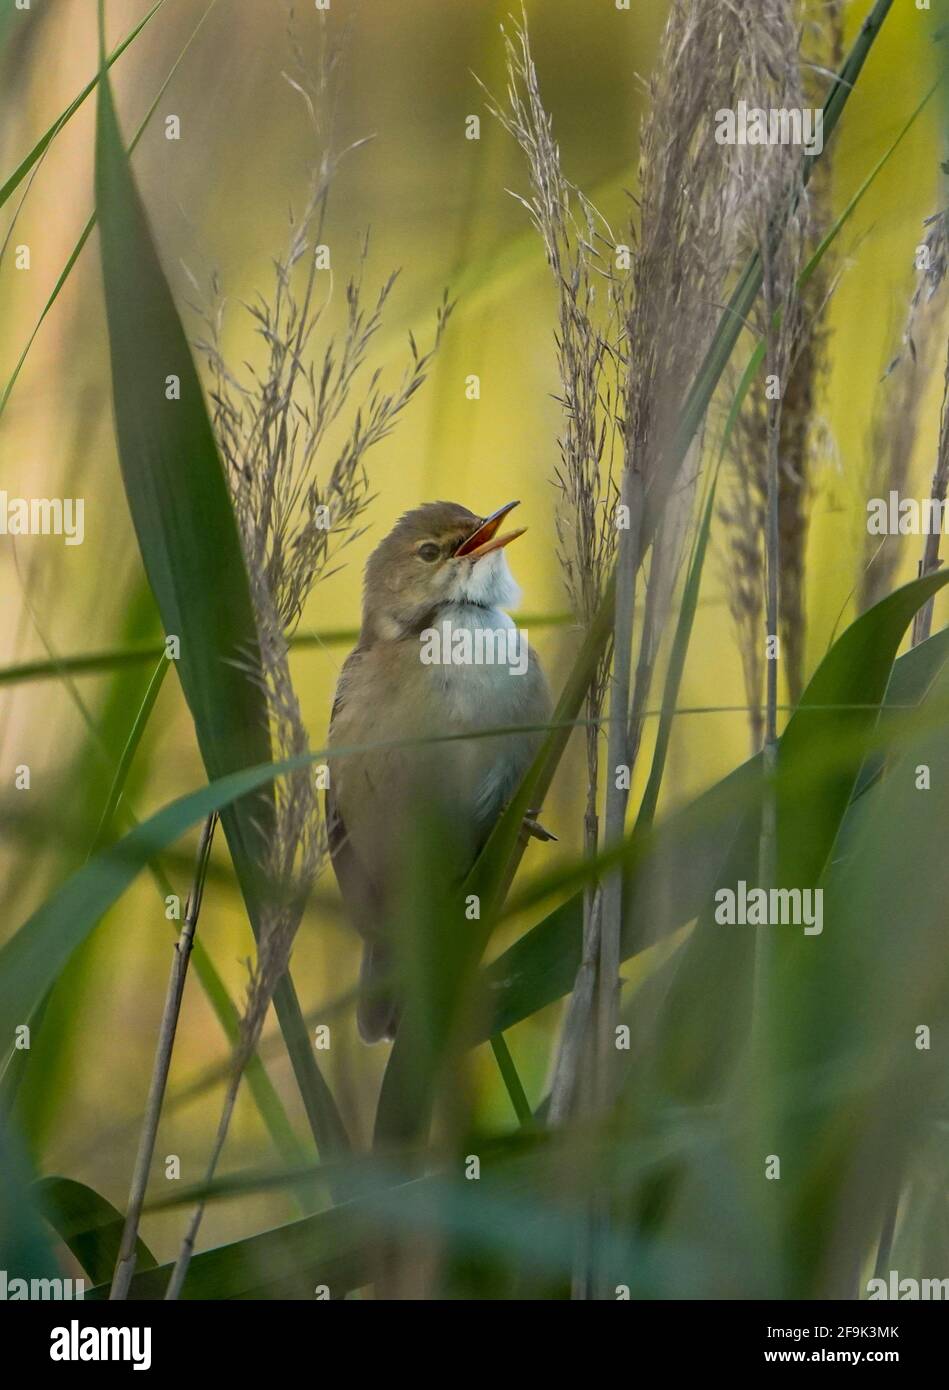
<box><xmin>109</xmin><ymin>813</ymin><xmax>217</xmax><ymax>1299</ymax></box>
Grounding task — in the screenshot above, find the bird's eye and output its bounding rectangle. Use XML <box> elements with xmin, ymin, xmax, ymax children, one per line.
<box><xmin>417</xmin><ymin>542</ymin><xmax>440</xmax><ymax>562</ymax></box>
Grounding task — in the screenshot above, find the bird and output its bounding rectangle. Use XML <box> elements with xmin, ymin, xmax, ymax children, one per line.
<box><xmin>326</xmin><ymin>500</ymin><xmax>553</xmax><ymax>1042</ymax></box>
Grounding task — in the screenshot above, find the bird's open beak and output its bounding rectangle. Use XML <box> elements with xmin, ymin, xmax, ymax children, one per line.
<box><xmin>454</xmin><ymin>500</ymin><xmax>526</xmax><ymax>560</ymax></box>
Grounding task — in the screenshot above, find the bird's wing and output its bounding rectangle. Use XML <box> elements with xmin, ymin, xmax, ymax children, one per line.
<box><xmin>325</xmin><ymin>778</ymin><xmax>382</xmax><ymax>942</ymax></box>
<box><xmin>326</xmin><ymin>650</ymin><xmax>386</xmax><ymax>942</ymax></box>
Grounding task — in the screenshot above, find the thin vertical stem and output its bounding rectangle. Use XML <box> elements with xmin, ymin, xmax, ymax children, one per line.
<box><xmin>625</xmin><ymin>511</ymin><xmax>673</xmax><ymax>776</ymax></box>
<box><xmin>591</xmin><ymin>464</ymin><xmax>643</xmax><ymax>1300</ymax></box>
<box><xmin>598</xmin><ymin>467</ymin><xmax>642</xmax><ymax>1109</ymax></box>
<box><xmin>109</xmin><ymin>813</ymin><xmax>217</xmax><ymax>1300</ymax></box>
<box><xmin>548</xmin><ymin>889</ymin><xmax>601</xmax><ymax>1124</ymax></box>
<box><xmin>165</xmin><ymin>1079</ymin><xmax>234</xmax><ymax>1300</ymax></box>
<box><xmin>547</xmin><ymin>710</ymin><xmax>602</xmax><ymax>1126</ymax></box>
<box><xmin>754</xmin><ymin>231</ymin><xmax>787</xmax><ymax>1044</ymax></box>
<box><xmin>490</xmin><ymin>1034</ymin><xmax>532</xmax><ymax>1125</ymax></box>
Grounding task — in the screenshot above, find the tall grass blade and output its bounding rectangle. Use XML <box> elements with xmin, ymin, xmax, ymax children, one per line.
<box><xmin>34</xmin><ymin>1176</ymin><xmax>157</xmax><ymax>1286</ymax></box>
<box><xmin>94</xmin><ymin>52</ymin><xmax>346</xmax><ymax>1159</ymax></box>
<box><xmin>0</xmin><ymin>0</ymin><xmax>165</xmax><ymax>212</ymax></box>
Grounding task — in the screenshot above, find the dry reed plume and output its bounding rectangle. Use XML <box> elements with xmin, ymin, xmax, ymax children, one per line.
<box><xmin>480</xmin><ymin>13</ymin><xmax>624</xmax><ymax>1124</ymax></box>
<box><xmin>862</xmin><ymin>204</ymin><xmax>949</xmax><ymax>619</ymax></box>
<box><xmin>718</xmin><ymin>1</ymin><xmax>836</xmax><ymax>748</ymax></box>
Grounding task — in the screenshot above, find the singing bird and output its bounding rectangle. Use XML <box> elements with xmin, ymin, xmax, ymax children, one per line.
<box><xmin>327</xmin><ymin>500</ymin><xmax>552</xmax><ymax>1042</ymax></box>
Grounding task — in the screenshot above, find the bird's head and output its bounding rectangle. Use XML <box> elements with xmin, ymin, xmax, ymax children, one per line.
<box><xmin>361</xmin><ymin>500</ymin><xmax>525</xmax><ymax>641</ymax></box>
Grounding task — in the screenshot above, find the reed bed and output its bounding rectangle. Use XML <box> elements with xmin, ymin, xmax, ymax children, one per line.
<box><xmin>1</xmin><ymin>0</ymin><xmax>948</xmax><ymax>1305</ymax></box>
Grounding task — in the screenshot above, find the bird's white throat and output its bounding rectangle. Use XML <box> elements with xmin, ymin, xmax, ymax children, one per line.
<box><xmin>447</xmin><ymin>548</ymin><xmax>521</xmax><ymax>610</ymax></box>
<box><xmin>429</xmin><ymin>551</ymin><xmax>524</xmax><ymax>675</ymax></box>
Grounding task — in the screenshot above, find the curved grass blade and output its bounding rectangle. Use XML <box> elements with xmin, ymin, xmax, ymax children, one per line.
<box><xmin>853</xmin><ymin>627</ymin><xmax>949</xmax><ymax>799</ymax></box>
<box><xmin>90</xmin><ymin>655</ymin><xmax>168</xmax><ymax>853</ymax></box>
<box><xmin>0</xmin><ymin>0</ymin><xmax>219</xmax><ymax>423</ymax></box>
<box><xmin>776</xmin><ymin>570</ymin><xmax>949</xmax><ymax>891</ymax></box>
<box><xmin>635</xmin><ymin>466</ymin><xmax>720</xmax><ymax>834</ymax></box>
<box><xmin>489</xmin><ymin>1033</ymin><xmax>532</xmax><ymax>1125</ymax></box>
<box><xmin>0</xmin><ymin>0</ymin><xmax>166</xmax><ymax>211</ymax></box>
<box><xmin>33</xmin><ymin>1176</ymin><xmax>156</xmax><ymax>1286</ymax></box>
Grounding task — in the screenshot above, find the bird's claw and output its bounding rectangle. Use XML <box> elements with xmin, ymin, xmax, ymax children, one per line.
<box><xmin>521</xmin><ymin>808</ymin><xmax>558</xmax><ymax>843</ymax></box>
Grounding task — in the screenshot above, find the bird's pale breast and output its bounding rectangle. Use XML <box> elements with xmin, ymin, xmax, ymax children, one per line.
<box><xmin>329</xmin><ymin>602</ymin><xmax>549</xmax><ymax>886</ymax></box>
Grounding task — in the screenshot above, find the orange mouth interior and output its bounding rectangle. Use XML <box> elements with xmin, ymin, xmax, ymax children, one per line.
<box><xmin>454</xmin><ymin>501</ymin><xmax>525</xmax><ymax>559</ymax></box>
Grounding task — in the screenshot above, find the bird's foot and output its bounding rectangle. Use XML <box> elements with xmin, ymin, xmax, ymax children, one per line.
<box><xmin>521</xmin><ymin>807</ymin><xmax>558</xmax><ymax>843</ymax></box>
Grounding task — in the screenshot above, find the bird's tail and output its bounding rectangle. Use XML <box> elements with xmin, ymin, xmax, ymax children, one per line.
<box><xmin>357</xmin><ymin>941</ymin><xmax>400</xmax><ymax>1044</ymax></box>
